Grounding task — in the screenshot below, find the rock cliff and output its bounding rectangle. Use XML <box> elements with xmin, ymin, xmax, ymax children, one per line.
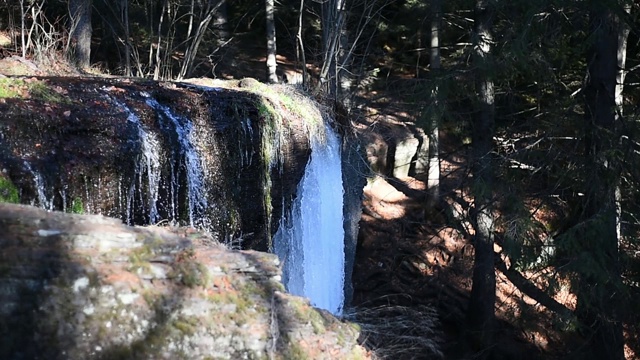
<box><xmin>0</xmin><ymin>203</ymin><xmax>368</xmax><ymax>359</ymax></box>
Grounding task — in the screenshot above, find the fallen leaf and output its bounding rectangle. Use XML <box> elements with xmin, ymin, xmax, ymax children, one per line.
<box><xmin>103</xmin><ymin>86</ymin><xmax>126</xmax><ymax>93</ymax></box>
<box><xmin>63</xmin><ymin>110</ymin><xmax>71</xmax><ymax>117</ymax></box>
<box><xmin>52</xmin><ymin>86</ymin><xmax>68</xmax><ymax>95</ymax></box>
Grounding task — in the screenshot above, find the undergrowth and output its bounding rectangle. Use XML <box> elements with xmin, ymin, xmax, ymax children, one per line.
<box><xmin>346</xmin><ymin>303</ymin><xmax>444</xmax><ymax>360</ymax></box>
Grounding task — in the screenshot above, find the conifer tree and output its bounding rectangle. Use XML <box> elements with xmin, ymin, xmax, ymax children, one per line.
<box><xmin>467</xmin><ymin>0</ymin><xmax>496</xmax><ymax>357</ymax></box>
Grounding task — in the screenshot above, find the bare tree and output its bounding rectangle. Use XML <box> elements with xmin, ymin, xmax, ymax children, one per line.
<box><xmin>177</xmin><ymin>0</ymin><xmax>226</xmax><ymax>80</ymax></box>
<box><xmin>119</xmin><ymin>0</ymin><xmax>132</xmax><ymax>76</ymax></box>
<box><xmin>296</xmin><ymin>0</ymin><xmax>307</xmax><ymax>87</ymax></box>
<box><xmin>265</xmin><ymin>0</ymin><xmax>278</xmax><ymax>83</ymax></box>
<box><xmin>319</xmin><ymin>0</ymin><xmax>348</xmax><ymax>100</ymax></box>
<box><xmin>153</xmin><ymin>0</ymin><xmax>172</xmax><ymax>80</ymax></box>
<box><xmin>19</xmin><ymin>0</ymin><xmax>26</xmax><ymax>58</ymax></box>
<box><xmin>466</xmin><ymin>0</ymin><xmax>496</xmax><ymax>357</ymax></box>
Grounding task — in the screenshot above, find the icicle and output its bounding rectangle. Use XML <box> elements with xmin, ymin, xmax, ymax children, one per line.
<box><xmin>240</xmin><ymin>118</ymin><xmax>255</xmax><ymax>167</ymax></box>
<box><xmin>23</xmin><ymin>161</ymin><xmax>53</xmax><ymax>211</ymax></box>
<box><xmin>111</xmin><ymin>97</ymin><xmax>161</xmax><ymax>224</ymax></box>
<box><xmin>274</xmin><ymin>124</ymin><xmax>345</xmax><ymax>315</ymax></box>
<box><xmin>144</xmin><ymin>96</ymin><xmax>208</xmax><ymax>228</ymax></box>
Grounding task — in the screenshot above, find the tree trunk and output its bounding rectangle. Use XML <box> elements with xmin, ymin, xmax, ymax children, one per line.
<box><xmin>427</xmin><ymin>0</ymin><xmax>441</xmax><ymax>202</ymax></box>
<box><xmin>466</xmin><ymin>0</ymin><xmax>496</xmax><ymax>357</ymax></box>
<box><xmin>19</xmin><ymin>0</ymin><xmax>26</xmax><ymax>58</ymax></box>
<box><xmin>153</xmin><ymin>0</ymin><xmax>167</xmax><ymax>80</ymax></box>
<box><xmin>68</xmin><ymin>0</ymin><xmax>92</xmax><ymax>69</ymax></box>
<box><xmin>213</xmin><ymin>0</ymin><xmax>229</xmax><ymax>44</ymax></box>
<box><xmin>319</xmin><ymin>0</ymin><xmax>348</xmax><ymax>101</ymax></box>
<box><xmin>577</xmin><ymin>3</ymin><xmax>626</xmax><ymax>359</ymax></box>
<box><xmin>296</xmin><ymin>0</ymin><xmax>308</xmax><ymax>87</ymax></box>
<box><xmin>265</xmin><ymin>0</ymin><xmax>278</xmax><ymax>83</ymax></box>
<box><xmin>177</xmin><ymin>0</ymin><xmax>225</xmax><ymax>80</ymax></box>
<box><xmin>120</xmin><ymin>0</ymin><xmax>131</xmax><ymax>76</ymax></box>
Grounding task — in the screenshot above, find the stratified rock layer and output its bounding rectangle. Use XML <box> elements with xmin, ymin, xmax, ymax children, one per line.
<box><xmin>0</xmin><ymin>203</ymin><xmax>368</xmax><ymax>360</ymax></box>
<box><xmin>0</xmin><ymin>77</ymin><xmax>314</xmax><ymax>250</ymax></box>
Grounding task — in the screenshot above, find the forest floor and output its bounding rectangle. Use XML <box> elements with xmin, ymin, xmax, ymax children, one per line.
<box><xmin>348</xmin><ymin>95</ymin><xmax>637</xmax><ymax>359</ymax></box>
<box><xmin>350</xmin><ymin>149</ymin><xmax>565</xmax><ymax>359</ymax></box>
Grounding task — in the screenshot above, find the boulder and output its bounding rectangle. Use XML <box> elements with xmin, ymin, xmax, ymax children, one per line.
<box><xmin>0</xmin><ymin>203</ymin><xmax>368</xmax><ymax>359</ymax></box>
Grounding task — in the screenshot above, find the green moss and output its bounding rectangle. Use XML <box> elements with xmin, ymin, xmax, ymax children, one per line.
<box><xmin>290</xmin><ymin>298</ymin><xmax>326</xmax><ymax>335</ymax></box>
<box><xmin>172</xmin><ymin>316</ymin><xmax>198</xmax><ymax>336</ymax></box>
<box><xmin>0</xmin><ymin>78</ymin><xmax>23</xmax><ymax>98</ymax></box>
<box><xmin>28</xmin><ymin>81</ymin><xmax>69</xmax><ymax>103</ymax></box>
<box><xmin>0</xmin><ymin>78</ymin><xmax>70</xmax><ymax>103</ymax></box>
<box><xmin>141</xmin><ymin>288</ymin><xmax>157</xmax><ymax>306</ymax></box>
<box><xmin>70</xmin><ymin>197</ymin><xmax>84</xmax><ymax>214</ymax></box>
<box><xmin>348</xmin><ymin>322</ymin><xmax>361</xmax><ymax>333</ymax></box>
<box><xmin>175</xmin><ymin>260</ymin><xmax>210</xmax><ymax>288</ymax></box>
<box><xmin>129</xmin><ymin>236</ymin><xmax>167</xmax><ymax>270</ymax></box>
<box><xmin>170</xmin><ymin>249</ymin><xmax>210</xmax><ymax>288</ymax></box>
<box><xmin>128</xmin><ymin>244</ymin><xmax>155</xmax><ymax>273</ymax></box>
<box><xmin>0</xmin><ymin>176</ymin><xmax>19</xmax><ymax>203</ymax></box>
<box><xmin>206</xmin><ymin>290</ymin><xmax>253</xmax><ymax>316</ymax></box>
<box><xmin>285</xmin><ymin>341</ymin><xmax>310</xmax><ymax>360</ymax></box>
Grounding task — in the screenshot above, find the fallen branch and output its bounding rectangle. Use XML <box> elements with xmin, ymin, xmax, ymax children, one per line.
<box><xmin>494</xmin><ymin>252</ymin><xmax>574</xmax><ymax>320</ymax></box>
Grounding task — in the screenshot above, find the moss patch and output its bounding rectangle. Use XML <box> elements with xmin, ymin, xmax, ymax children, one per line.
<box><xmin>0</xmin><ymin>78</ymin><xmax>71</xmax><ymax>103</ymax></box>
<box><xmin>170</xmin><ymin>248</ymin><xmax>211</xmax><ymax>288</ymax></box>
<box><xmin>70</xmin><ymin>197</ymin><xmax>84</xmax><ymax>214</ymax></box>
<box><xmin>0</xmin><ymin>176</ymin><xmax>19</xmax><ymax>203</ymax></box>
<box><xmin>290</xmin><ymin>297</ymin><xmax>327</xmax><ymax>335</ymax></box>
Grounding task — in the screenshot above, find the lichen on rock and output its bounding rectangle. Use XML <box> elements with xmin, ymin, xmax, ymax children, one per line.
<box><xmin>0</xmin><ymin>203</ymin><xmax>368</xmax><ymax>359</ymax></box>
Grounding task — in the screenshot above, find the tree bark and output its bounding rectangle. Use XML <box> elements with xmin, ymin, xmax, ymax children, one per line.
<box><xmin>577</xmin><ymin>3</ymin><xmax>626</xmax><ymax>358</ymax></box>
<box><xmin>265</xmin><ymin>0</ymin><xmax>278</xmax><ymax>83</ymax></box>
<box><xmin>427</xmin><ymin>0</ymin><xmax>442</xmax><ymax>202</ymax></box>
<box><xmin>153</xmin><ymin>0</ymin><xmax>167</xmax><ymax>80</ymax></box>
<box><xmin>319</xmin><ymin>0</ymin><xmax>348</xmax><ymax>101</ymax></box>
<box><xmin>19</xmin><ymin>0</ymin><xmax>26</xmax><ymax>58</ymax></box>
<box><xmin>68</xmin><ymin>0</ymin><xmax>92</xmax><ymax>69</ymax></box>
<box><xmin>120</xmin><ymin>0</ymin><xmax>131</xmax><ymax>76</ymax></box>
<box><xmin>466</xmin><ymin>0</ymin><xmax>496</xmax><ymax>357</ymax></box>
<box><xmin>296</xmin><ymin>0</ymin><xmax>308</xmax><ymax>87</ymax></box>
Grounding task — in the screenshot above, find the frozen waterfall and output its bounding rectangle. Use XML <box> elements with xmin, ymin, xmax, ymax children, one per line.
<box><xmin>111</xmin><ymin>97</ymin><xmax>161</xmax><ymax>224</ymax></box>
<box><xmin>144</xmin><ymin>96</ymin><xmax>208</xmax><ymax>228</ymax></box>
<box><xmin>274</xmin><ymin>124</ymin><xmax>345</xmax><ymax>315</ymax></box>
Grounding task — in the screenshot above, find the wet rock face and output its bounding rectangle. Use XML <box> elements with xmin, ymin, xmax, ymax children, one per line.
<box><xmin>0</xmin><ymin>203</ymin><xmax>368</xmax><ymax>360</ymax></box>
<box><xmin>0</xmin><ymin>77</ymin><xmax>312</xmax><ymax>250</ymax></box>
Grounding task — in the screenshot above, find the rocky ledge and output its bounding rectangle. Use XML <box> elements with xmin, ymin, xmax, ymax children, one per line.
<box><xmin>0</xmin><ymin>203</ymin><xmax>368</xmax><ymax>360</ymax></box>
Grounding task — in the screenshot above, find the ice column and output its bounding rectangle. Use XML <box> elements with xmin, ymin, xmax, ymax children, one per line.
<box><xmin>274</xmin><ymin>124</ymin><xmax>345</xmax><ymax>315</ymax></box>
